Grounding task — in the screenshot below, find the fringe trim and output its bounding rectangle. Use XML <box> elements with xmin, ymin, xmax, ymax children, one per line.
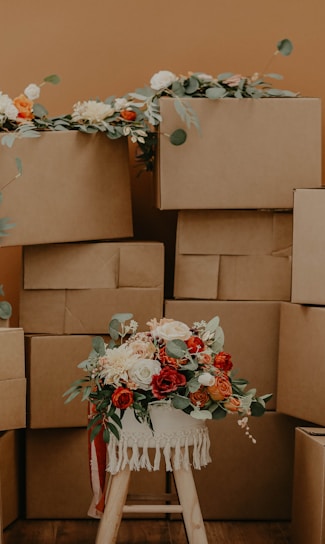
<box><xmin>106</xmin><ymin>426</ymin><xmax>211</xmax><ymax>475</ymax></box>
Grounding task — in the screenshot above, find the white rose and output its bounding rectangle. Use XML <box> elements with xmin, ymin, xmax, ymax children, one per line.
<box><xmin>127</xmin><ymin>339</ymin><xmax>156</xmax><ymax>359</ymax></box>
<box><xmin>153</xmin><ymin>320</ymin><xmax>191</xmax><ymax>342</ymax></box>
<box><xmin>128</xmin><ymin>359</ymin><xmax>161</xmax><ymax>390</ymax></box>
<box><xmin>24</xmin><ymin>83</ymin><xmax>40</xmax><ymax>100</ymax></box>
<box><xmin>198</xmin><ymin>373</ymin><xmax>215</xmax><ymax>387</ymax></box>
<box><xmin>150</xmin><ymin>70</ymin><xmax>178</xmax><ymax>91</ymax></box>
<box><xmin>4</xmin><ymin>103</ymin><xmax>19</xmax><ymax>121</ymax></box>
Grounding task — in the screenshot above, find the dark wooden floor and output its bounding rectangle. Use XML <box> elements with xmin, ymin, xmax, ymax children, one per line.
<box><xmin>3</xmin><ymin>519</ymin><xmax>292</xmax><ymax>543</ymax></box>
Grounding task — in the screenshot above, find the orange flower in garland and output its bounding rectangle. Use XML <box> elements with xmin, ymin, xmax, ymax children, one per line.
<box><xmin>186</xmin><ymin>335</ymin><xmax>205</xmax><ymax>354</ymax></box>
<box><xmin>213</xmin><ymin>351</ymin><xmax>233</xmax><ymax>372</ymax></box>
<box><xmin>120</xmin><ymin>109</ymin><xmax>137</xmax><ymax>121</ymax></box>
<box><xmin>13</xmin><ymin>94</ymin><xmax>34</xmax><ymax>121</ymax></box>
<box><xmin>189</xmin><ymin>386</ymin><xmax>210</xmax><ymax>408</ymax></box>
<box><xmin>208</xmin><ymin>373</ymin><xmax>232</xmax><ymax>401</ymax></box>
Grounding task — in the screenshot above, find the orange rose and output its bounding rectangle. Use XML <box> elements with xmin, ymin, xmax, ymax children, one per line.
<box><xmin>13</xmin><ymin>94</ymin><xmax>34</xmax><ymax>121</ymax></box>
<box><xmin>111</xmin><ymin>386</ymin><xmax>134</xmax><ymax>410</ymax></box>
<box><xmin>189</xmin><ymin>386</ymin><xmax>209</xmax><ymax>407</ymax></box>
<box><xmin>223</xmin><ymin>396</ymin><xmax>241</xmax><ymax>412</ymax></box>
<box><xmin>120</xmin><ymin>109</ymin><xmax>137</xmax><ymax>121</ymax></box>
<box><xmin>207</xmin><ymin>373</ymin><xmax>232</xmax><ymax>401</ymax></box>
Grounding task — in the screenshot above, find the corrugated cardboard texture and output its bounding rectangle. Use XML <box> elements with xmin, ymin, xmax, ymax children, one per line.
<box><xmin>25</xmin><ymin>335</ymin><xmax>94</xmax><ymax>428</ymax></box>
<box><xmin>165</xmin><ymin>300</ymin><xmax>280</xmax><ymax>409</ymax></box>
<box><xmin>0</xmin><ymin>430</ymin><xmax>22</xmax><ymax>529</ymax></box>
<box><xmin>277</xmin><ymin>303</ymin><xmax>325</xmax><ymax>426</ymax></box>
<box><xmin>292</xmin><ymin>427</ymin><xmax>325</xmax><ymax>544</ymax></box>
<box><xmin>0</xmin><ymin>132</ymin><xmax>133</xmax><ymax>246</ymax></box>
<box><xmin>25</xmin><ymin>428</ymin><xmax>165</xmax><ymax>519</ymax></box>
<box><xmin>0</xmin><ymin>328</ymin><xmax>25</xmax><ymax>380</ymax></box>
<box><xmin>0</xmin><ymin>379</ymin><xmax>26</xmax><ymax>431</ymax></box>
<box><xmin>23</xmin><ymin>242</ymin><xmax>164</xmax><ymax>289</ymax></box>
<box><xmin>156</xmin><ymin>97</ymin><xmax>321</xmax><ymax>209</ymax></box>
<box><xmin>291</xmin><ymin>188</ymin><xmax>325</xmax><ymax>304</ymax></box>
<box><xmin>174</xmin><ymin>210</ymin><xmax>292</xmax><ymax>300</ymax></box>
<box><xmin>20</xmin><ymin>287</ymin><xmax>163</xmax><ymax>334</ymax></box>
<box><xmin>191</xmin><ymin>413</ymin><xmax>307</xmax><ymax>519</ymax></box>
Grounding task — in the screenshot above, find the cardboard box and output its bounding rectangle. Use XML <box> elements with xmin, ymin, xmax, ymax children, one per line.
<box><xmin>0</xmin><ymin>328</ymin><xmax>25</xmax><ymax>380</ymax></box>
<box><xmin>25</xmin><ymin>428</ymin><xmax>165</xmax><ymax>519</ymax></box>
<box><xmin>0</xmin><ymin>131</ymin><xmax>133</xmax><ymax>246</ymax></box>
<box><xmin>291</xmin><ymin>188</ymin><xmax>325</xmax><ymax>304</ymax></box>
<box><xmin>191</xmin><ymin>412</ymin><xmax>307</xmax><ymax>519</ymax></box>
<box><xmin>277</xmin><ymin>303</ymin><xmax>325</xmax><ymax>426</ymax></box>
<box><xmin>165</xmin><ymin>300</ymin><xmax>280</xmax><ymax>409</ymax></box>
<box><xmin>25</xmin><ymin>335</ymin><xmax>96</xmax><ymax>428</ymax></box>
<box><xmin>156</xmin><ymin>97</ymin><xmax>322</xmax><ymax>209</ymax></box>
<box><xmin>0</xmin><ymin>430</ymin><xmax>23</xmax><ymax>529</ymax></box>
<box><xmin>23</xmin><ymin>241</ymin><xmax>164</xmax><ymax>289</ymax></box>
<box><xmin>176</xmin><ymin>210</ymin><xmax>293</xmax><ymax>256</ymax></box>
<box><xmin>0</xmin><ymin>378</ymin><xmax>26</xmax><ymax>431</ymax></box>
<box><xmin>291</xmin><ymin>427</ymin><xmax>325</xmax><ymax>544</ymax></box>
<box><xmin>174</xmin><ymin>210</ymin><xmax>292</xmax><ymax>300</ymax></box>
<box><xmin>20</xmin><ymin>287</ymin><xmax>163</xmax><ymax>334</ymax></box>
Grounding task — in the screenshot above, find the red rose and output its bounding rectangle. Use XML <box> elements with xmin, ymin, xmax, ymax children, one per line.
<box><xmin>213</xmin><ymin>352</ymin><xmax>233</xmax><ymax>372</ymax></box>
<box><xmin>120</xmin><ymin>109</ymin><xmax>137</xmax><ymax>121</ymax></box>
<box><xmin>151</xmin><ymin>367</ymin><xmax>186</xmax><ymax>400</ymax></box>
<box><xmin>186</xmin><ymin>336</ymin><xmax>205</xmax><ymax>354</ymax></box>
<box><xmin>111</xmin><ymin>386</ymin><xmax>134</xmax><ymax>410</ymax></box>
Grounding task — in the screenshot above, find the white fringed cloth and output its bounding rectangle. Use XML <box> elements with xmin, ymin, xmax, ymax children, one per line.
<box><xmin>88</xmin><ymin>403</ymin><xmax>211</xmax><ymax>518</ymax></box>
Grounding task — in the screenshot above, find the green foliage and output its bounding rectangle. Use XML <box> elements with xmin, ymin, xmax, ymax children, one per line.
<box><xmin>169</xmin><ymin>128</ymin><xmax>187</xmax><ymax>146</ymax></box>
<box><xmin>277</xmin><ymin>38</ymin><xmax>293</xmax><ymax>56</ymax></box>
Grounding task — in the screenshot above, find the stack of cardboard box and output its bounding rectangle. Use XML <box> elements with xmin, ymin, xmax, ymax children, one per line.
<box><xmin>154</xmin><ymin>97</ymin><xmax>322</xmax><ymax>520</ymax></box>
<box><xmin>0</xmin><ymin>328</ymin><xmax>25</xmax><ymax>530</ymax></box>
<box><xmin>0</xmin><ymin>132</ymin><xmax>166</xmax><ymax>519</ymax></box>
<box><xmin>277</xmin><ymin>188</ymin><xmax>325</xmax><ymax>543</ymax></box>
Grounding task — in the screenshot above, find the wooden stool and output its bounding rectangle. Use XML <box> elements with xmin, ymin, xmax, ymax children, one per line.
<box><xmin>95</xmin><ymin>447</ymin><xmax>208</xmax><ymax>544</ymax></box>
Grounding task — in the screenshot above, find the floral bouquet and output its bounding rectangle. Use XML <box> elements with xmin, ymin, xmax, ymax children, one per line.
<box><xmin>64</xmin><ymin>313</ymin><xmax>272</xmax><ymax>446</ymax></box>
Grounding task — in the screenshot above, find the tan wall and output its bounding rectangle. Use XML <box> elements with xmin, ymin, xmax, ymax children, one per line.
<box><xmin>1</xmin><ymin>0</ymin><xmax>324</xmax><ymax>324</ymax></box>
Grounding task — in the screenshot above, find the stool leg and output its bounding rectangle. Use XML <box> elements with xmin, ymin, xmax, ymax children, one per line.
<box><xmin>95</xmin><ymin>465</ymin><xmax>131</xmax><ymax>544</ymax></box>
<box><xmin>172</xmin><ymin>465</ymin><xmax>208</xmax><ymax>544</ymax></box>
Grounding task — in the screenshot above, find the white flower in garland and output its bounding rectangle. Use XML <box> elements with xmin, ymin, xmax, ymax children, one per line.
<box><xmin>72</xmin><ymin>99</ymin><xmax>115</xmax><ymax>123</ymax></box>
<box><xmin>24</xmin><ymin>83</ymin><xmax>41</xmax><ymax>100</ymax></box>
<box><xmin>150</xmin><ymin>70</ymin><xmax>178</xmax><ymax>91</ymax></box>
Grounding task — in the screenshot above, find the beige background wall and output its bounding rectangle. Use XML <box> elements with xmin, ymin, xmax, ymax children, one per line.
<box><xmin>1</xmin><ymin>0</ymin><xmax>324</xmax><ymax>325</ymax></box>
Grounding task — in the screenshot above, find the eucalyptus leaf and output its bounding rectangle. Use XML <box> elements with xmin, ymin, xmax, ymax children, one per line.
<box><xmin>0</xmin><ymin>301</ymin><xmax>12</xmax><ymax>319</ymax></box>
<box><xmin>190</xmin><ymin>409</ymin><xmax>212</xmax><ymax>420</ymax></box>
<box><xmin>217</xmin><ymin>72</ymin><xmax>234</xmax><ymax>81</ymax></box>
<box><xmin>184</xmin><ymin>76</ymin><xmax>200</xmax><ymax>95</ymax></box>
<box><xmin>206</xmin><ymin>316</ymin><xmax>220</xmax><ymax>332</ymax></box>
<box><xmin>171</xmin><ymin>395</ymin><xmax>191</xmax><ymax>409</ymax></box>
<box><xmin>265</xmin><ymin>73</ymin><xmax>284</xmax><ymax>80</ymax></box>
<box><xmin>166</xmin><ymin>338</ymin><xmax>187</xmax><ymax>359</ymax></box>
<box><xmin>108</xmin><ymin>421</ymin><xmax>120</xmax><ymax>440</ymax></box>
<box><xmin>90</xmin><ymin>424</ymin><xmax>103</xmax><ymax>442</ymax></box>
<box><xmin>33</xmin><ymin>103</ymin><xmax>48</xmax><ymax>118</ymax></box>
<box><xmin>169</xmin><ymin>129</ymin><xmax>187</xmax><ymax>146</ymax></box>
<box><xmin>1</xmin><ymin>134</ymin><xmax>16</xmax><ymax>148</ymax></box>
<box><xmin>210</xmin><ymin>405</ymin><xmax>227</xmax><ymax>420</ymax></box>
<box><xmin>92</xmin><ymin>335</ymin><xmax>106</xmax><ymax>356</ymax></box>
<box><xmin>277</xmin><ymin>38</ymin><xmax>293</xmax><ymax>56</ymax></box>
<box><xmin>250</xmin><ymin>401</ymin><xmax>266</xmax><ymax>417</ymax></box>
<box><xmin>15</xmin><ymin>158</ymin><xmax>23</xmax><ymax>176</ymax></box>
<box><xmin>205</xmin><ymin>87</ymin><xmax>227</xmax><ymax>100</ymax></box>
<box><xmin>108</xmin><ymin>318</ymin><xmax>120</xmax><ymax>341</ymax></box>
<box><xmin>187</xmin><ymin>377</ymin><xmax>200</xmax><ymax>393</ymax></box>
<box><xmin>111</xmin><ymin>313</ymin><xmax>133</xmax><ymax>323</ymax></box>
<box><xmin>43</xmin><ymin>74</ymin><xmax>61</xmax><ymax>85</ymax></box>
<box><xmin>103</xmin><ymin>428</ymin><xmax>111</xmax><ymax>443</ymax></box>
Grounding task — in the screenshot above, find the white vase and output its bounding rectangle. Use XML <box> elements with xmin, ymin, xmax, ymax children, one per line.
<box><xmin>106</xmin><ymin>402</ymin><xmax>211</xmax><ymax>474</ymax></box>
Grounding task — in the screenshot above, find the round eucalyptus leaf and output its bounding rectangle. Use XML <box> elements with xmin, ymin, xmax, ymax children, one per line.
<box><xmin>169</xmin><ymin>129</ymin><xmax>187</xmax><ymax>146</ymax></box>
<box><xmin>277</xmin><ymin>39</ymin><xmax>293</xmax><ymax>56</ymax></box>
<box><xmin>190</xmin><ymin>409</ymin><xmax>212</xmax><ymax>420</ymax></box>
<box><xmin>0</xmin><ymin>301</ymin><xmax>12</xmax><ymax>319</ymax></box>
<box><xmin>184</xmin><ymin>76</ymin><xmax>200</xmax><ymax>95</ymax></box>
<box><xmin>205</xmin><ymin>87</ymin><xmax>227</xmax><ymax>100</ymax></box>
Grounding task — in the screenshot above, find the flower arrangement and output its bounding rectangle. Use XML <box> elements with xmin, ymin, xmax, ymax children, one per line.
<box><xmin>64</xmin><ymin>313</ymin><xmax>272</xmax><ymax>445</ymax></box>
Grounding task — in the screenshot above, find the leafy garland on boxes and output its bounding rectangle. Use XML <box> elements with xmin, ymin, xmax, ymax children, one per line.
<box><xmin>0</xmin><ymin>38</ymin><xmax>295</xmax><ymax>318</ymax></box>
